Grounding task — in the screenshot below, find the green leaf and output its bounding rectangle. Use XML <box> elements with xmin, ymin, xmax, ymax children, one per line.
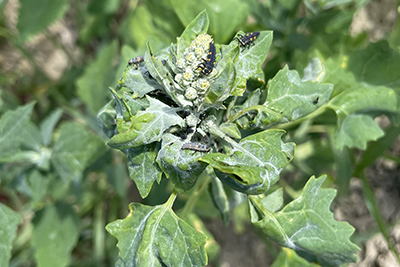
<box><xmin>256</xmin><ymin>66</ymin><xmax>333</xmax><ymax>126</ymax></box>
<box><xmin>97</xmin><ymin>100</ymin><xmax>117</xmax><ymax>138</ymax></box>
<box><xmin>107</xmin><ymin>96</ymin><xmax>185</xmax><ymax>150</ymax></box>
<box><xmin>27</xmin><ymin>170</ymin><xmax>50</xmax><ymax>202</ymax></box>
<box><xmin>322</xmin><ymin>55</ymin><xmax>359</xmax><ymax>97</ymax></box>
<box><xmin>156</xmin><ymin>134</ymin><xmax>208</xmax><ymax>193</ymax></box>
<box><xmin>106</xmin><ymin>194</ymin><xmax>207</xmax><ymax>267</ymax></box>
<box><xmin>199</xmin><ymin>129</ymin><xmax>295</xmax><ymax>195</ymax></box>
<box><xmin>332</xmin><ymin>145</ymin><xmax>352</xmax><ymax>197</ymax></box>
<box><xmin>51</xmin><ymin>122</ymin><xmax>107</xmax><ymax>180</ymax></box>
<box><xmin>302</xmin><ymin>57</ymin><xmax>325</xmax><ymax>82</ymax></box>
<box><xmin>171</xmin><ymin>0</ymin><xmax>248</xmax><ymax>43</ymax></box>
<box><xmin>0</xmin><ymin>102</ymin><xmax>35</xmax><ymax>157</ymax></box>
<box><xmin>328</xmin><ymin>87</ymin><xmax>398</xmax><ymax>150</ymax></box>
<box><xmin>231</xmin><ymin>31</ymin><xmax>273</xmax><ymax>96</ymax></box>
<box><xmin>22</xmin><ymin>121</ymin><xmax>42</xmax><ymax>151</ymax></box>
<box><xmin>146</xmin><ymin>0</ymin><xmax>185</xmax><ymax>41</ymax></box>
<box><xmin>107</xmin><ymin>161</ymin><xmax>128</xmax><ymax>198</ymax></box>
<box><xmin>40</xmin><ymin>108</ymin><xmax>63</xmax><ymax>146</ymax></box>
<box><xmin>258</xmin><ymin>188</ymin><xmax>284</xmax><ymax>213</ymax></box>
<box><xmin>0</xmin><ymin>0</ymin><xmax>8</xmax><ymax>21</ymax></box>
<box><xmin>271</xmin><ymin>248</ymin><xmax>318</xmax><ymax>267</ymax></box>
<box><xmin>118</xmin><ymin>60</ymin><xmax>162</xmax><ymax>98</ymax></box>
<box><xmin>126</xmin><ymin>145</ymin><xmax>163</xmax><ymax>198</ymax></box>
<box><xmin>250</xmin><ymin>175</ymin><xmax>360</xmax><ymax>266</ymax></box>
<box><xmin>334</xmin><ymin>114</ymin><xmax>384</xmax><ymax>150</ymax></box>
<box><xmin>209</xmin><ymin>176</ymin><xmax>230</xmax><ymax>225</ymax></box>
<box><xmin>230</xmin><ymin>89</ymin><xmax>261</xmax><ymax>130</ymax></box>
<box><xmin>203</xmin><ymin>59</ymin><xmax>236</xmax><ymax>109</ymax></box>
<box><xmin>17</xmin><ymin>0</ymin><xmax>69</xmax><ymax>42</ymax></box>
<box><xmin>176</xmin><ymin>10</ymin><xmax>209</xmax><ymax>59</ymax></box>
<box><xmin>348</xmin><ymin>41</ymin><xmax>400</xmax><ymax>88</ymax></box>
<box><xmin>87</xmin><ymin>0</ymin><xmax>121</xmax><ymax>14</ymax></box>
<box><xmin>144</xmin><ymin>42</ymin><xmax>182</xmax><ymax>105</ymax></box>
<box><xmin>355</xmin><ymin>125</ymin><xmax>400</xmax><ymax>174</ymax></box>
<box><xmin>76</xmin><ymin>40</ymin><xmax>118</xmax><ymax>114</ymax></box>
<box><xmin>0</xmin><ymin>203</ymin><xmax>22</xmax><ymax>266</ymax></box>
<box><xmin>219</xmin><ymin>123</ymin><xmax>241</xmax><ymax>139</ymax></box>
<box><xmin>182</xmin><ymin>213</ymin><xmax>220</xmax><ymax>261</ymax></box>
<box><xmin>32</xmin><ymin>203</ymin><xmax>80</xmax><ymax>267</ymax></box>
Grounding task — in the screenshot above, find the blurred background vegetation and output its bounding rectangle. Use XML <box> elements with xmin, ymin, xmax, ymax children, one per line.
<box><xmin>1</xmin><ymin>0</ymin><xmax>399</xmax><ymax>266</ymax></box>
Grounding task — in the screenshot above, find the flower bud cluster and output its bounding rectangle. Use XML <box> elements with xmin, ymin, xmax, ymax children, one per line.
<box><xmin>174</xmin><ymin>33</ymin><xmax>214</xmax><ymax>107</ymax></box>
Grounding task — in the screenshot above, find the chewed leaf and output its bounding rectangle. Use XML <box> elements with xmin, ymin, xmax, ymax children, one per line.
<box><xmin>126</xmin><ymin>145</ymin><xmax>162</xmax><ymax>198</ymax></box>
<box><xmin>107</xmin><ymin>96</ymin><xmax>185</xmax><ymax>150</ymax></box>
<box><xmin>257</xmin><ymin>66</ymin><xmax>333</xmax><ymax>126</ymax></box>
<box><xmin>156</xmin><ymin>134</ymin><xmax>208</xmax><ymax>193</ymax></box>
<box><xmin>328</xmin><ymin>86</ymin><xmax>398</xmax><ymax>149</ymax></box>
<box><xmin>334</xmin><ymin>114</ymin><xmax>384</xmax><ymax>150</ymax></box>
<box><xmin>199</xmin><ymin>129</ymin><xmax>294</xmax><ymax>195</ymax></box>
<box><xmin>106</xmin><ymin>195</ymin><xmax>207</xmax><ymax>267</ymax></box>
<box><xmin>250</xmin><ymin>176</ymin><xmax>360</xmax><ymax>266</ymax></box>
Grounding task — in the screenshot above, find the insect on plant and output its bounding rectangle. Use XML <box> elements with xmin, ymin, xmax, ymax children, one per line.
<box><xmin>196</xmin><ymin>42</ymin><xmax>216</xmax><ymax>75</ymax></box>
<box><xmin>233</xmin><ymin>32</ymin><xmax>260</xmax><ymax>51</ymax></box>
<box><xmin>181</xmin><ymin>142</ymin><xmax>211</xmax><ymax>153</ymax></box>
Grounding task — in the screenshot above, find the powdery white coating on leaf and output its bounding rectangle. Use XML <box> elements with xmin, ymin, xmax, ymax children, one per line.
<box><xmin>250</xmin><ymin>176</ymin><xmax>360</xmax><ymax>266</ymax></box>
<box><xmin>156</xmin><ymin>134</ymin><xmax>208</xmax><ymax>193</ymax></box>
<box><xmin>258</xmin><ymin>65</ymin><xmax>333</xmax><ymax>126</ymax></box>
<box><xmin>107</xmin><ymin>97</ymin><xmax>185</xmax><ymax>150</ymax></box>
<box><xmin>106</xmin><ymin>202</ymin><xmax>207</xmax><ymax>267</ymax></box>
<box><xmin>200</xmin><ymin>129</ymin><xmax>294</xmax><ymax>194</ymax></box>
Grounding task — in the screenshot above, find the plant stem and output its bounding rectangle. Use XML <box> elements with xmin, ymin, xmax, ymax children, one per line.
<box><xmin>93</xmin><ymin>201</ymin><xmax>105</xmax><ymax>265</ymax></box>
<box><xmin>166</xmin><ymin>190</ymin><xmax>178</xmax><ymax>209</ymax></box>
<box><xmin>278</xmin><ymin>178</ymin><xmax>300</xmax><ymax>199</ymax></box>
<box><xmin>180</xmin><ymin>172</ymin><xmax>212</xmax><ymax>218</ymax></box>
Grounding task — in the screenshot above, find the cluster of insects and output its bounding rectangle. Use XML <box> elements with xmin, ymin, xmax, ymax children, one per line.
<box><xmin>125</xmin><ymin>32</ymin><xmax>260</xmax><ymax>153</ymax></box>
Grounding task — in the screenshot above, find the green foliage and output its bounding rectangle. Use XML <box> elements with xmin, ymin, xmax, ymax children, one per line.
<box><xmin>106</xmin><ymin>193</ymin><xmax>207</xmax><ymax>267</ymax></box>
<box><xmin>32</xmin><ymin>203</ymin><xmax>80</xmax><ymax>267</ymax></box>
<box><xmin>76</xmin><ymin>40</ymin><xmax>119</xmax><ymax>114</ymax></box>
<box><xmin>250</xmin><ymin>176</ymin><xmax>359</xmax><ymax>266</ymax></box>
<box><xmin>0</xmin><ymin>203</ymin><xmax>22</xmax><ymax>266</ymax></box>
<box><xmin>0</xmin><ymin>102</ymin><xmax>35</xmax><ymax>158</ymax></box>
<box><xmin>51</xmin><ymin>122</ymin><xmax>107</xmax><ymax>180</ymax></box>
<box><xmin>17</xmin><ymin>0</ymin><xmax>69</xmax><ymax>42</ymax></box>
<box><xmin>2</xmin><ymin>0</ymin><xmax>400</xmax><ymax>266</ymax></box>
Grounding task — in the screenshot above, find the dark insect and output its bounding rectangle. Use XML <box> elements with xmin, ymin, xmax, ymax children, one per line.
<box><xmin>196</xmin><ymin>42</ymin><xmax>216</xmax><ymax>75</ymax></box>
<box><xmin>128</xmin><ymin>55</ymin><xmax>166</xmax><ymax>66</ymax></box>
<box><xmin>233</xmin><ymin>32</ymin><xmax>260</xmax><ymax>51</ymax></box>
<box><xmin>128</xmin><ymin>55</ymin><xmax>145</xmax><ymax>65</ymax></box>
<box><xmin>313</xmin><ymin>97</ymin><xmax>319</xmax><ymax>105</ymax></box>
<box><xmin>181</xmin><ymin>142</ymin><xmax>210</xmax><ymax>152</ymax></box>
